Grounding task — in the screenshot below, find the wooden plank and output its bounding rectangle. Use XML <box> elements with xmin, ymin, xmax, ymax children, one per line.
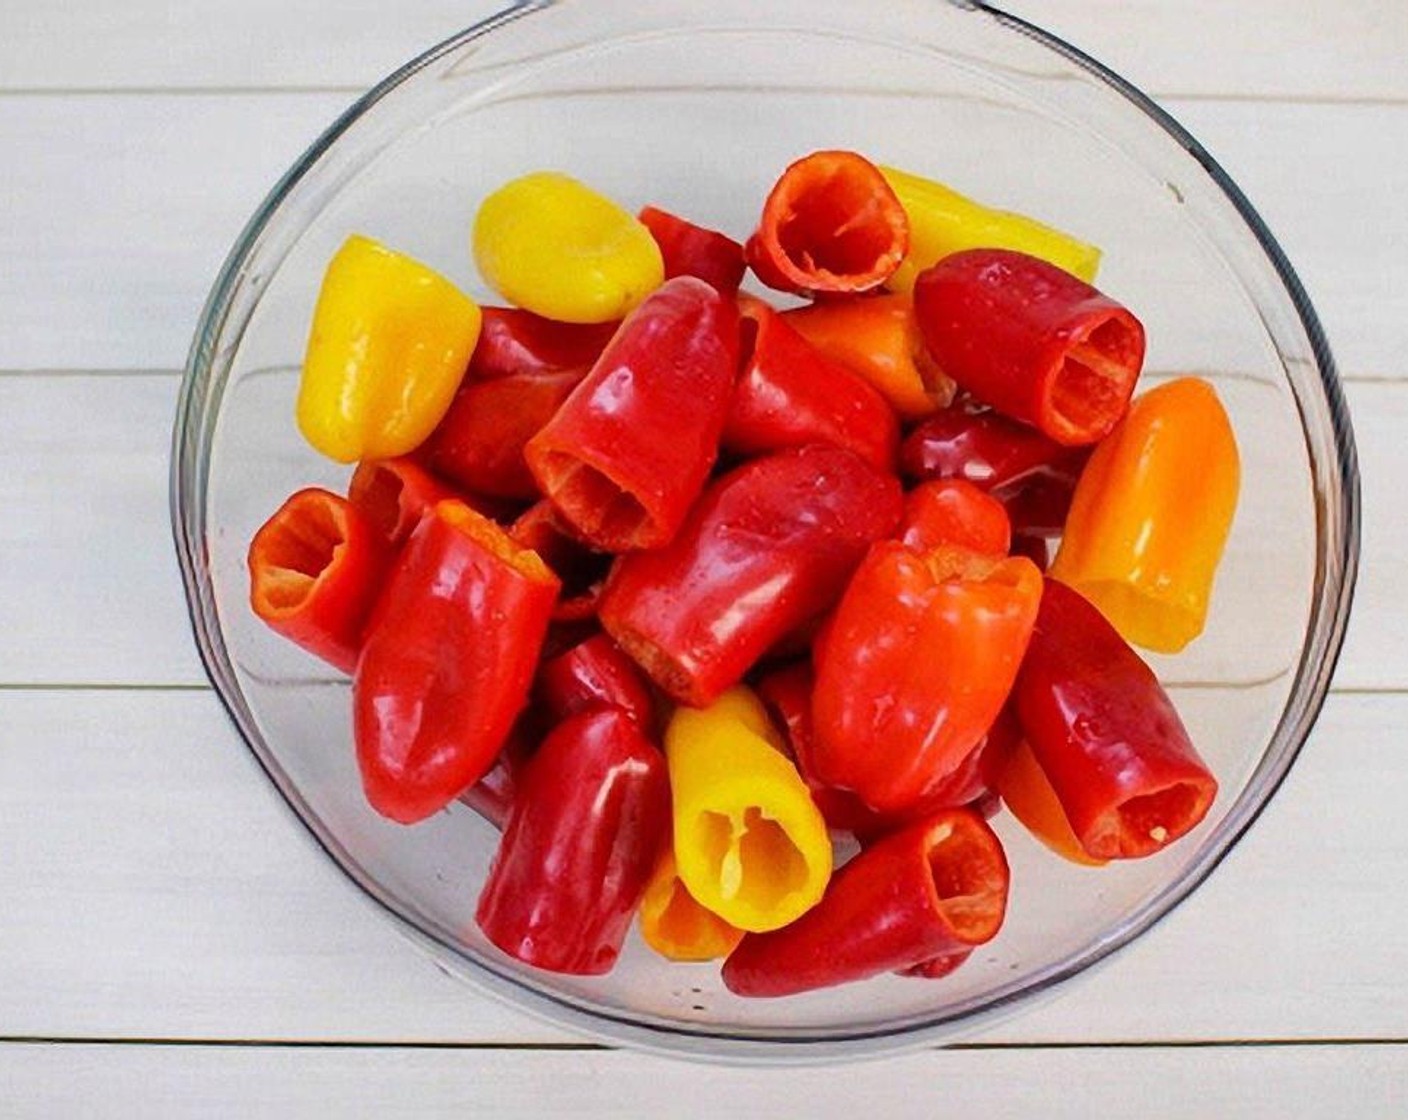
<box><xmin>2</xmin><ymin>688</ymin><xmax>1404</xmax><ymax>1045</ymax></box>
<box><xmin>1</xmin><ymin>1041</ymin><xmax>1404</xmax><ymax>1118</ymax></box>
<box><xmin>0</xmin><ymin>94</ymin><xmax>1402</xmax><ymax>375</ymax></box>
<box><xmin>1</xmin><ymin>1</ymin><xmax>1403</xmax><ymax>102</ymax></box>
<box><xmin>1</xmin><ymin>373</ymin><xmax>1394</xmax><ymax>689</ymax></box>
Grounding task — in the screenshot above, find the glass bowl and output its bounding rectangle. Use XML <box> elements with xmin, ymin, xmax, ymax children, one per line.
<box><xmin>171</xmin><ymin>0</ymin><xmax>1359</xmax><ymax>1062</ymax></box>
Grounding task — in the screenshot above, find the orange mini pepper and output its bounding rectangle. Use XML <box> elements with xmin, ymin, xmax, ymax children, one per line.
<box><xmin>1050</xmin><ymin>377</ymin><xmax>1240</xmax><ymax>653</ymax></box>
<box><xmin>783</xmin><ymin>293</ymin><xmax>954</xmax><ymax>421</ymax></box>
<box><xmin>638</xmin><ymin>848</ymin><xmax>746</xmax><ymax>962</ymax></box>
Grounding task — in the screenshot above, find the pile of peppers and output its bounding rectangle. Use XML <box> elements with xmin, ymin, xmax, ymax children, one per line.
<box><xmin>246</xmin><ymin>148</ymin><xmax>1241</xmax><ymax>996</ymax></box>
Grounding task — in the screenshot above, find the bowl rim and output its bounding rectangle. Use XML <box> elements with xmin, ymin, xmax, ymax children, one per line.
<box><xmin>171</xmin><ymin>0</ymin><xmax>1361</xmax><ymax>1063</ymax></box>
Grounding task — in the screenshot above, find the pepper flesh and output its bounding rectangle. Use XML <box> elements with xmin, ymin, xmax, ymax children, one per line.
<box><xmin>472</xmin><ymin>171</ymin><xmax>664</xmax><ymax>324</ymax></box>
<box><xmin>347</xmin><ymin>457</ymin><xmax>461</xmax><ymax>547</ymax></box>
<box><xmin>599</xmin><ymin>444</ymin><xmax>902</xmax><ymax>706</ymax></box>
<box><xmin>722</xmin><ymin>809</ymin><xmax>1009</xmax><ymax>997</ymax></box>
<box><xmin>296</xmin><ymin>235</ymin><xmax>481</xmax><ymax>463</ymax></box>
<box><xmin>1050</xmin><ymin>377</ymin><xmax>1240</xmax><ymax>652</ymax></box>
<box><xmin>914</xmin><ymin>249</ymin><xmax>1145</xmax><ymax>446</ymax></box>
<box><xmin>354</xmin><ymin>500</ymin><xmax>560</xmax><ymax>824</ymax></box>
<box><xmin>1014</xmin><ymin>578</ymin><xmax>1218</xmax><ymax>860</ymax></box>
<box><xmin>536</xmin><ymin>632</ymin><xmax>656</xmax><ymax>730</ymax></box>
<box><xmin>745</xmin><ymin>150</ymin><xmax>908</xmax><ymax>296</ymax></box>
<box><xmin>723</xmin><ymin>299</ymin><xmax>898</xmax><ymax>471</ymax></box>
<box><xmin>524</xmin><ymin>276</ymin><xmax>740</xmax><ymax>551</ymax></box>
<box><xmin>665</xmin><ymin>687</ymin><xmax>832</xmax><ymax>933</ymax></box>
<box><xmin>898</xmin><ymin>479</ymin><xmax>1012</xmax><ymax>557</ymax></box>
<box><xmin>639</xmin><ymin>205</ymin><xmax>746</xmax><ymax>295</ymax></box>
<box><xmin>467</xmin><ymin>306</ymin><xmax>617</xmax><ymax>382</ymax></box>
<box><xmin>783</xmin><ymin>292</ymin><xmax>955</xmax><ymax>421</ymax></box>
<box><xmin>811</xmin><ymin>542</ymin><xmax>1042</xmax><ymax>815</ymax></box>
<box><xmin>476</xmin><ymin>707</ymin><xmax>670</xmax><ymax>975</ymax></box>
<box><xmin>880</xmin><ymin>164</ymin><xmax>1100</xmax><ymax>294</ymax></box>
<box><xmin>638</xmin><ymin>848</ymin><xmax>746</xmax><ymax>962</ymax></box>
<box><xmin>247</xmin><ymin>487</ymin><xmax>390</xmax><ymax>674</ymax></box>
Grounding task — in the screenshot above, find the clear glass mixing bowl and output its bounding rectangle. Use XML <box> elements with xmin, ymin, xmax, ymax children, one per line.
<box><xmin>171</xmin><ymin>0</ymin><xmax>1359</xmax><ymax>1062</ymax></box>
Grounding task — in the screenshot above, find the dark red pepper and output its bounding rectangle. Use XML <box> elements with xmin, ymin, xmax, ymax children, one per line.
<box><xmin>524</xmin><ymin>277</ymin><xmax>740</xmax><ymax>552</ymax></box>
<box><xmin>354</xmin><ymin>501</ymin><xmax>560</xmax><ymax>824</ymax></box>
<box><xmin>537</xmin><ymin>633</ymin><xmax>656</xmax><ymax>731</ymax></box>
<box><xmin>639</xmin><ymin>205</ymin><xmax>746</xmax><ymax>295</ymax></box>
<box><xmin>476</xmin><ymin>707</ymin><xmax>671</xmax><ymax>975</ymax></box>
<box><xmin>723</xmin><ymin>298</ymin><xmax>898</xmax><ymax>471</ymax></box>
<box><xmin>599</xmin><ymin>444</ymin><xmax>902</xmax><ymax>706</ymax></box>
<box><xmin>467</xmin><ymin>306</ymin><xmax>617</xmax><ymax>382</ymax></box>
<box><xmin>722</xmin><ymin>809</ymin><xmax>1009</xmax><ymax>996</ymax></box>
<box><xmin>1014</xmin><ymin>578</ymin><xmax>1218</xmax><ymax>859</ymax></box>
<box><xmin>914</xmin><ymin>249</ymin><xmax>1145</xmax><ymax>446</ymax></box>
<box><xmin>456</xmin><ymin>720</ymin><xmax>537</xmax><ymax>831</ymax></box>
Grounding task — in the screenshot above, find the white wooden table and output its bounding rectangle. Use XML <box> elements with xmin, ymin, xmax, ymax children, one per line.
<box><xmin>3</xmin><ymin>2</ymin><xmax>1406</xmax><ymax>1114</ymax></box>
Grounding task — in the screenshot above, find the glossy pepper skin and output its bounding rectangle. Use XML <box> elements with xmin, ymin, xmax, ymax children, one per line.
<box><xmin>296</xmin><ymin>235</ymin><xmax>482</xmax><ymax>463</ymax></box>
<box><xmin>811</xmin><ymin>542</ymin><xmax>1042</xmax><ymax>815</ymax></box>
<box><xmin>899</xmin><ymin>479</ymin><xmax>1012</xmax><ymax>557</ymax></box>
<box><xmin>423</xmin><ymin>368</ymin><xmax>583</xmax><ymax>500</ymax></box>
<box><xmin>784</xmin><ymin>293</ymin><xmax>954</xmax><ymax>421</ymax></box>
<box><xmin>746</xmin><ymin>150</ymin><xmax>908</xmax><ymax>296</ymax></box>
<box><xmin>722</xmin><ymin>809</ymin><xmax>1009</xmax><ymax>997</ymax></box>
<box><xmin>524</xmin><ymin>276</ymin><xmax>740</xmax><ymax>552</ymax></box>
<box><xmin>354</xmin><ymin>501</ymin><xmax>560</xmax><ymax>824</ymax></box>
<box><xmin>247</xmin><ymin>488</ymin><xmax>390</xmax><ymax>674</ymax></box>
<box><xmin>988</xmin><ymin>723</ymin><xmax>1105</xmax><ymax>867</ymax></box>
<box><xmin>665</xmin><ymin>687</ymin><xmax>832</xmax><ymax>933</ymax></box>
<box><xmin>536</xmin><ymin>633</ymin><xmax>656</xmax><ymax>730</ymax></box>
<box><xmin>456</xmin><ymin>721</ymin><xmax>536</xmax><ymax>832</ymax></box>
<box><xmin>473</xmin><ymin>171</ymin><xmax>664</xmax><ymax>324</ymax></box>
<box><xmin>723</xmin><ymin>299</ymin><xmax>899</xmax><ymax>471</ymax></box>
<box><xmin>476</xmin><ymin>707</ymin><xmax>671</xmax><ymax>975</ymax></box>
<box><xmin>1014</xmin><ymin>578</ymin><xmax>1219</xmax><ymax>860</ymax></box>
<box><xmin>1051</xmin><ymin>377</ymin><xmax>1240</xmax><ymax>652</ymax></box>
<box><xmin>508</xmin><ymin>501</ymin><xmax>611</xmax><ymax>622</ymax></box>
<box><xmin>639</xmin><ymin>205</ymin><xmax>746</xmax><ymax>295</ymax></box>
<box><xmin>347</xmin><ymin>457</ymin><xmax>461</xmax><ymax>548</ymax></box>
<box><xmin>638</xmin><ymin>848</ymin><xmax>746</xmax><ymax>962</ymax></box>
<box><xmin>467</xmin><ymin>306</ymin><xmax>617</xmax><ymax>382</ymax></box>
<box><xmin>914</xmin><ymin>249</ymin><xmax>1145</xmax><ymax>447</ymax></box>
<box><xmin>600</xmin><ymin>444</ymin><xmax>903</xmax><ymax>707</ymax></box>
<box><xmin>880</xmin><ymin>165</ymin><xmax>1100</xmax><ymax>295</ymax></box>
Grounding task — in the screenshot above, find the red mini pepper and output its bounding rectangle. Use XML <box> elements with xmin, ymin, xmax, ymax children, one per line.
<box><xmin>456</xmin><ymin>720</ymin><xmax>537</xmax><ymax>831</ymax></box>
<box><xmin>423</xmin><ymin>368</ymin><xmax>584</xmax><ymax>501</ymax></box>
<box><xmin>914</xmin><ymin>249</ymin><xmax>1145</xmax><ymax>446</ymax></box>
<box><xmin>509</xmin><ymin>501</ymin><xmax>611</xmax><ymax>622</ymax></box>
<box><xmin>599</xmin><ymin>444</ymin><xmax>902</xmax><ymax>706</ymax></box>
<box><xmin>347</xmin><ymin>457</ymin><xmax>461</xmax><ymax>547</ymax></box>
<box><xmin>354</xmin><ymin>500</ymin><xmax>560</xmax><ymax>824</ymax></box>
<box><xmin>639</xmin><ymin>205</ymin><xmax>746</xmax><ymax>295</ymax></box>
<box><xmin>537</xmin><ymin>632</ymin><xmax>656</xmax><ymax>731</ymax></box>
<box><xmin>899</xmin><ymin>479</ymin><xmax>1012</xmax><ymax>557</ymax></box>
<box><xmin>1014</xmin><ymin>578</ymin><xmax>1218</xmax><ymax>859</ymax></box>
<box><xmin>811</xmin><ymin>543</ymin><xmax>1042</xmax><ymax>815</ymax></box>
<box><xmin>476</xmin><ymin>707</ymin><xmax>671</xmax><ymax>975</ymax></box>
<box><xmin>746</xmin><ymin>150</ymin><xmax>908</xmax><ymax>296</ymax></box>
<box><xmin>723</xmin><ymin>298</ymin><xmax>898</xmax><ymax>471</ymax></box>
<box><xmin>722</xmin><ymin>809</ymin><xmax>1009</xmax><ymax>997</ymax></box>
<box><xmin>524</xmin><ymin>276</ymin><xmax>740</xmax><ymax>551</ymax></box>
<box><xmin>247</xmin><ymin>487</ymin><xmax>390</xmax><ymax>674</ymax></box>
<box><xmin>467</xmin><ymin>306</ymin><xmax>617</xmax><ymax>382</ymax></box>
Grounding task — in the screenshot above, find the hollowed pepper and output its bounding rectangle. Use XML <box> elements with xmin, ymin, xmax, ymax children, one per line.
<box><xmin>914</xmin><ymin>248</ymin><xmax>1145</xmax><ymax>446</ymax></box>
<box><xmin>722</xmin><ymin>809</ymin><xmax>1010</xmax><ymax>997</ymax></box>
<box><xmin>1050</xmin><ymin>377</ymin><xmax>1240</xmax><ymax>652</ymax></box>
<box><xmin>524</xmin><ymin>276</ymin><xmax>740</xmax><ymax>551</ymax></box>
<box><xmin>354</xmin><ymin>500</ymin><xmax>559</xmax><ymax>824</ymax></box>
<box><xmin>665</xmin><ymin>686</ymin><xmax>832</xmax><ymax>934</ymax></box>
<box><xmin>476</xmin><ymin>707</ymin><xmax>671</xmax><ymax>975</ymax></box>
<box><xmin>247</xmin><ymin>487</ymin><xmax>390</xmax><ymax>674</ymax></box>
<box><xmin>599</xmin><ymin>444</ymin><xmax>902</xmax><ymax>707</ymax></box>
<box><xmin>638</xmin><ymin>848</ymin><xmax>746</xmax><ymax>963</ymax></box>
<box><xmin>296</xmin><ymin>235</ymin><xmax>482</xmax><ymax>463</ymax></box>
<box><xmin>1014</xmin><ymin>578</ymin><xmax>1218</xmax><ymax>860</ymax></box>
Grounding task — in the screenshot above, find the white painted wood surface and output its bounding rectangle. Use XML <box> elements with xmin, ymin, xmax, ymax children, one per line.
<box><xmin>2</xmin><ymin>1</ymin><xmax>1405</xmax><ymax>1113</ymax></box>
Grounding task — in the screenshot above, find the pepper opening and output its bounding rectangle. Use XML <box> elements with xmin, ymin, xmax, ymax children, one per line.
<box><xmin>1106</xmin><ymin>781</ymin><xmax>1211</xmax><ymax>859</ymax></box>
<box><xmin>435</xmin><ymin>499</ymin><xmax>557</xmax><ymax>584</ymax></box>
<box><xmin>348</xmin><ymin>461</ymin><xmax>407</xmax><ymax>542</ymax></box>
<box><xmin>251</xmin><ymin>492</ymin><xmax>346</xmax><ymax>613</ymax></box>
<box><xmin>773</xmin><ymin>160</ymin><xmax>904</xmax><ymax>286</ymax></box>
<box><xmin>923</xmin><ymin>816</ymin><xmax>1007</xmax><ymax>943</ymax></box>
<box><xmin>1048</xmin><ymin>313</ymin><xmax>1141</xmax><ymax>443</ymax></box>
<box><xmin>697</xmin><ymin>806</ymin><xmax>809</xmax><ymax>916</ymax></box>
<box><xmin>535</xmin><ymin>453</ymin><xmax>652</xmax><ymax>551</ymax></box>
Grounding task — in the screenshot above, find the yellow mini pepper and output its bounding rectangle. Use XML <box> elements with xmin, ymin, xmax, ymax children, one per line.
<box><xmin>665</xmin><ymin>686</ymin><xmax>831</xmax><ymax>934</ymax></box>
<box><xmin>296</xmin><ymin>235</ymin><xmax>481</xmax><ymax>464</ymax></box>
<box><xmin>1051</xmin><ymin>376</ymin><xmax>1240</xmax><ymax>653</ymax></box>
<box><xmin>472</xmin><ymin>171</ymin><xmax>664</xmax><ymax>324</ymax></box>
<box><xmin>879</xmin><ymin>165</ymin><xmax>1101</xmax><ymax>294</ymax></box>
<box><xmin>638</xmin><ymin>848</ymin><xmax>746</xmax><ymax>962</ymax></box>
